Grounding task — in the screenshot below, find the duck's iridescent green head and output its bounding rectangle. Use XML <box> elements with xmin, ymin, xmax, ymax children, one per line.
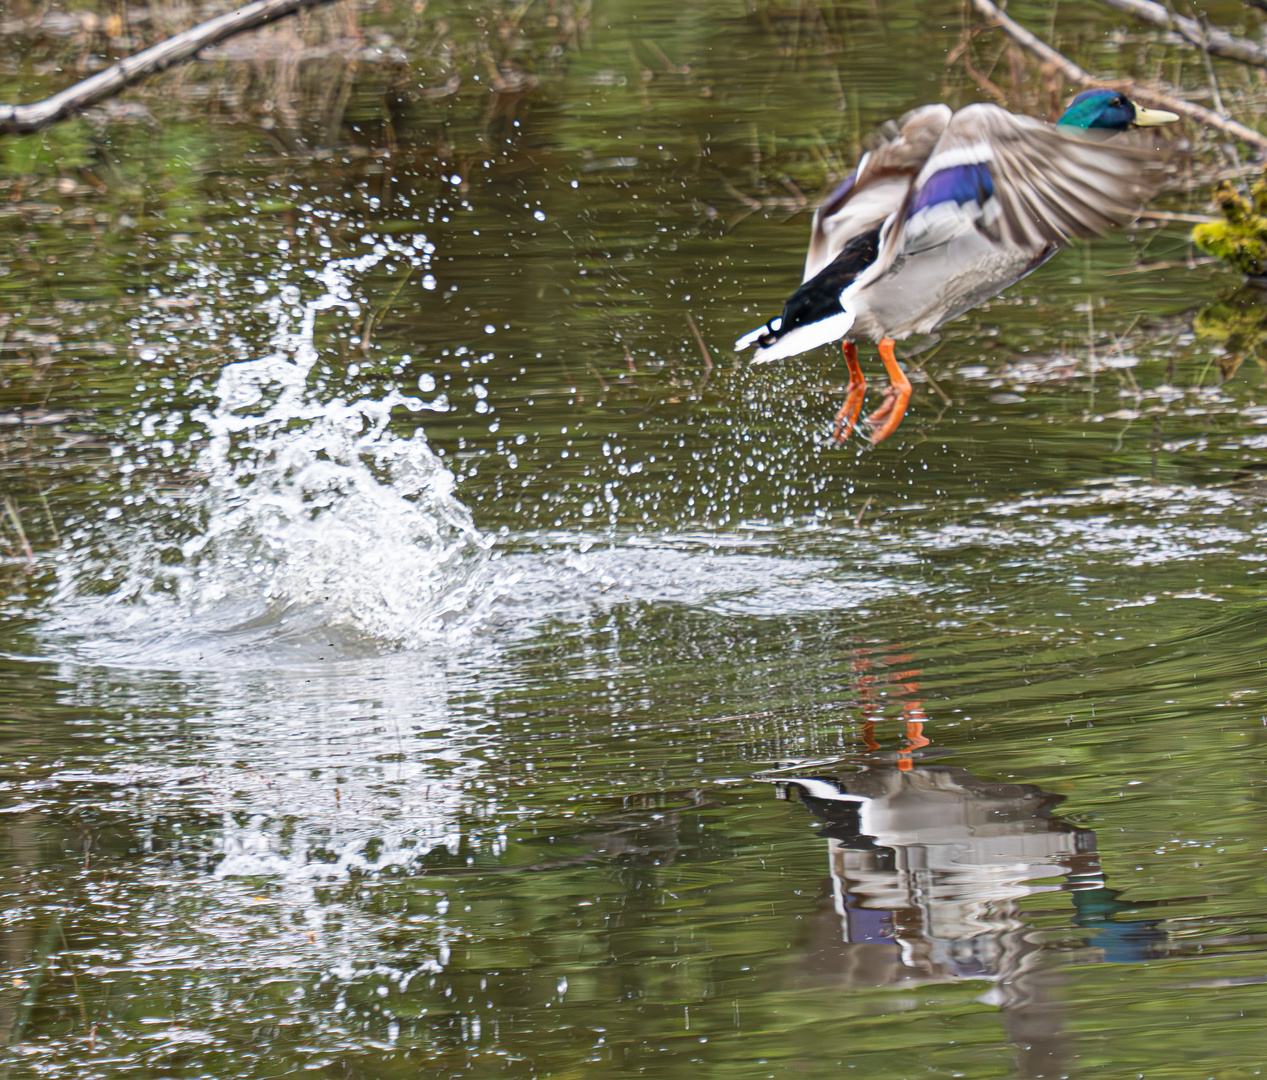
<box><xmin>1057</xmin><ymin>89</ymin><xmax>1178</xmax><ymax>131</ymax></box>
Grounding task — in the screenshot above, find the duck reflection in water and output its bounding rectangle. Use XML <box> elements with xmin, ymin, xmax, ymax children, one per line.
<box><xmin>771</xmin><ymin>745</ymin><xmax>1175</xmax><ymax>1075</ymax></box>
<box><xmin>776</xmin><ymin>763</ymin><xmax>1167</xmax><ymax>986</ymax></box>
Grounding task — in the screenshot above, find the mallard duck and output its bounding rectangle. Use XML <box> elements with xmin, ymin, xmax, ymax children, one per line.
<box><xmin>735</xmin><ymin>90</ymin><xmax>1178</xmax><ymax>444</ymax></box>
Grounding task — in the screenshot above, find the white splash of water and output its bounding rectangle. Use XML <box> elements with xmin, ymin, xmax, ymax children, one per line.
<box><xmin>50</xmin><ymin>240</ymin><xmax>499</xmax><ymax>662</ymax></box>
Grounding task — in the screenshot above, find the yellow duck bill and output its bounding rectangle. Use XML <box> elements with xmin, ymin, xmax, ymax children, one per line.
<box><xmin>1133</xmin><ymin>102</ymin><xmax>1180</xmax><ymax>126</ymax></box>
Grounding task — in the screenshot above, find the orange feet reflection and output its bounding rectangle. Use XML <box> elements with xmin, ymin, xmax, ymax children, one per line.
<box><xmin>849</xmin><ymin>642</ymin><xmax>930</xmax><ymax>766</ymax></box>
<box><xmin>897</xmin><ymin>708</ymin><xmax>931</xmax><ymax>772</ymax></box>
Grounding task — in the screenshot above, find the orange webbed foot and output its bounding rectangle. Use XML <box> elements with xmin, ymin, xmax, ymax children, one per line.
<box><xmin>830</xmin><ymin>341</ymin><xmax>866</xmax><ymax>444</ymax></box>
<box><xmin>866</xmin><ymin>338</ymin><xmax>912</xmax><ymax>445</ymax></box>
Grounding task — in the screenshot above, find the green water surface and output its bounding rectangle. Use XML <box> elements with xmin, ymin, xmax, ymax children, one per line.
<box><xmin>4</xmin><ymin>2</ymin><xmax>1267</xmax><ymax>1078</ymax></box>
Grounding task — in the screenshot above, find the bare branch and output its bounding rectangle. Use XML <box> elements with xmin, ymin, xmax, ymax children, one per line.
<box><xmin>1</xmin><ymin>0</ymin><xmax>337</xmax><ymax>136</ymax></box>
<box><xmin>969</xmin><ymin>0</ymin><xmax>1267</xmax><ymax>154</ymax></box>
<box><xmin>1096</xmin><ymin>0</ymin><xmax>1267</xmax><ymax>69</ymax></box>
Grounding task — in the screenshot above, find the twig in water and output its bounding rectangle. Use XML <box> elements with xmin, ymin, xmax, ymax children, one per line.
<box><xmin>917</xmin><ymin>363</ymin><xmax>953</xmax><ymax>406</ymax></box>
<box><xmin>1104</xmin><ymin>255</ymin><xmax>1220</xmax><ymax>274</ymax></box>
<box><xmin>2</xmin><ymin>494</ymin><xmax>34</xmax><ymax>562</ymax></box>
<box><xmin>1086</xmin><ymin>287</ymin><xmax>1098</xmax><ymax>399</ymax></box>
<box><xmin>777</xmin><ymin>176</ymin><xmax>808</xmax><ymax>206</ymax></box>
<box><xmin>903</xmin><ymin>342</ymin><xmax>953</xmax><ymax>406</ymax></box>
<box><xmin>59</xmin><ymin>926</ymin><xmax>90</xmax><ymax>1036</ymax></box>
<box><xmin>1105</xmin><ymin>314</ymin><xmax>1143</xmax><ymax>394</ymax></box>
<box><xmin>36</xmin><ymin>488</ymin><xmax>59</xmax><ymax>545</ymax></box>
<box><xmin>721</xmin><ymin>179</ymin><xmax>763</xmax><ymax>212</ymax></box>
<box><xmin>853</xmin><ymin>496</ymin><xmax>874</xmax><ymax>528</ymax></box>
<box><xmin>685</xmin><ymin>313</ymin><xmax>714</xmax><ymax>393</ymax></box>
<box><xmin>1105</xmin><ymin>314</ymin><xmax>1143</xmax><ymax>358</ymax></box>
<box><xmin>7</xmin><ymin>916</ymin><xmax>63</xmax><ymax>1047</ymax></box>
<box><xmin>361</xmin><ymin>264</ymin><xmax>415</xmax><ymax>354</ymax></box>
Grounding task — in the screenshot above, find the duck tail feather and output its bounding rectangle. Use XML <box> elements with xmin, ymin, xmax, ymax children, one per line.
<box><xmin>735</xmin><ymin>319</ymin><xmax>781</xmax><ymax>351</ymax></box>
<box><xmin>751</xmin><ymin>311</ymin><xmax>856</xmax><ymax>364</ymax></box>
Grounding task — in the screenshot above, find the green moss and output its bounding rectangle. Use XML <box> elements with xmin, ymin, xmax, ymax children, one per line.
<box><xmin>1192</xmin><ymin>178</ymin><xmax>1267</xmax><ymax>277</ymax></box>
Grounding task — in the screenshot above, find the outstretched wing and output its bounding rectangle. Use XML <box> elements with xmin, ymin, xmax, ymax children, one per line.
<box><xmin>803</xmin><ymin>104</ymin><xmax>951</xmax><ymax>281</ymax></box>
<box><xmin>873</xmin><ymin>103</ymin><xmax>1167</xmax><ymax>277</ymax></box>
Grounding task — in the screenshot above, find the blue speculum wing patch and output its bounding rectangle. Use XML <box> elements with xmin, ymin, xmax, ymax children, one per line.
<box><xmin>910</xmin><ymin>162</ymin><xmax>994</xmax><ymax>215</ymax></box>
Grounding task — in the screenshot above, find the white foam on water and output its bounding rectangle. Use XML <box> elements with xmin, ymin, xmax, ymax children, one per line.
<box><xmin>46</xmin><ymin>241</ymin><xmax>503</xmax><ymax>665</ymax></box>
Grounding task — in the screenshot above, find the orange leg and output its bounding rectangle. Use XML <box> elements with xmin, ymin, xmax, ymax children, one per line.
<box><xmin>830</xmin><ymin>341</ymin><xmax>866</xmax><ymax>444</ymax></box>
<box><xmin>865</xmin><ymin>337</ymin><xmax>912</xmax><ymax>445</ymax></box>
